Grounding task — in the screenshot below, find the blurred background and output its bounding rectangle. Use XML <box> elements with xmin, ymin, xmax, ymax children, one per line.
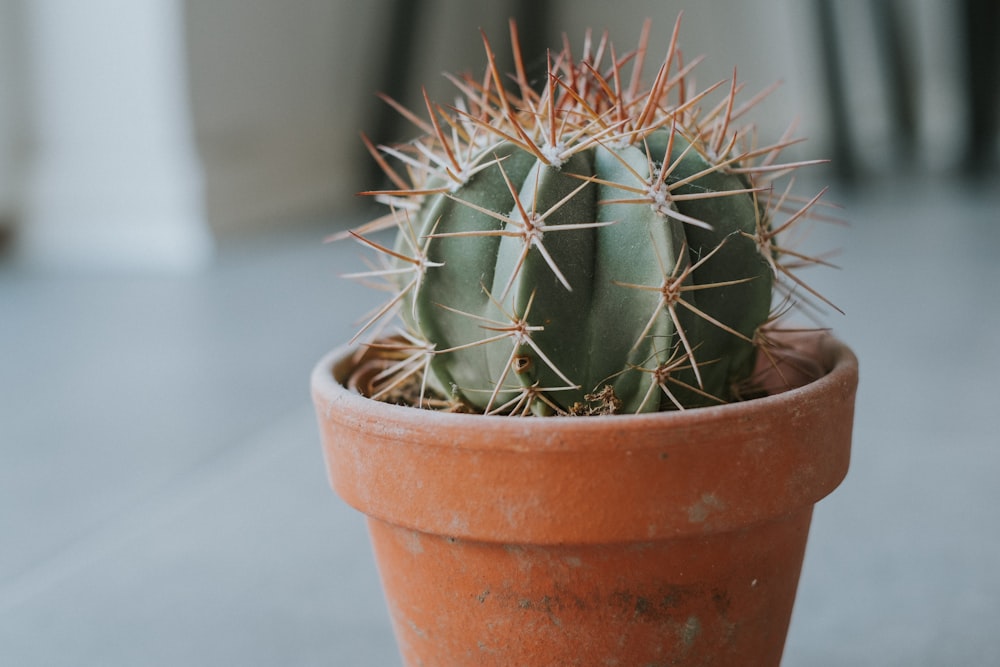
<box><xmin>1</xmin><ymin>0</ymin><xmax>994</xmax><ymax>260</ymax></box>
<box><xmin>1</xmin><ymin>0</ymin><xmax>998</xmax><ymax>665</ymax></box>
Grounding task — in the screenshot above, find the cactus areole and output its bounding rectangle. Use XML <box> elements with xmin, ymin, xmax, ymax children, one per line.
<box><xmin>341</xmin><ymin>18</ymin><xmax>833</xmax><ymax>415</ymax></box>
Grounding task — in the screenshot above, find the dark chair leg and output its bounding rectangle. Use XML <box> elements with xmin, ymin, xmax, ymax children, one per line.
<box><xmin>363</xmin><ymin>0</ymin><xmax>426</xmax><ymax>187</ymax></box>
<box><xmin>871</xmin><ymin>0</ymin><xmax>918</xmax><ymax>167</ymax></box>
<box><xmin>512</xmin><ymin>0</ymin><xmax>555</xmax><ymax>91</ymax></box>
<box><xmin>813</xmin><ymin>0</ymin><xmax>857</xmax><ymax>182</ymax></box>
<box><xmin>961</xmin><ymin>0</ymin><xmax>1000</xmax><ymax>174</ymax></box>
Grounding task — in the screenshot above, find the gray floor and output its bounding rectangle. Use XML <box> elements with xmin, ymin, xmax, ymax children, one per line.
<box><xmin>2</xmin><ymin>173</ymin><xmax>999</xmax><ymax>666</ymax></box>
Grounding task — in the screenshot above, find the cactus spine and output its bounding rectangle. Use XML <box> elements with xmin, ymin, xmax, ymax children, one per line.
<box><xmin>341</xmin><ymin>18</ymin><xmax>833</xmax><ymax>415</ymax></box>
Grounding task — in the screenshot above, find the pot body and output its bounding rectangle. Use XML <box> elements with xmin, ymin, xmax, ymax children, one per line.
<box><xmin>367</xmin><ymin>509</ymin><xmax>812</xmax><ymax>665</ymax></box>
<box><xmin>311</xmin><ymin>333</ymin><xmax>858</xmax><ymax>666</ymax></box>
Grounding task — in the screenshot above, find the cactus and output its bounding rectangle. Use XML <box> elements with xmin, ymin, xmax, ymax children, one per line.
<box><xmin>339</xmin><ymin>17</ymin><xmax>835</xmax><ymax>415</ymax></box>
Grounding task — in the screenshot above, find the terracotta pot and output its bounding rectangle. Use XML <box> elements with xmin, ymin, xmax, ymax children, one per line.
<box><xmin>311</xmin><ymin>333</ymin><xmax>858</xmax><ymax>666</ymax></box>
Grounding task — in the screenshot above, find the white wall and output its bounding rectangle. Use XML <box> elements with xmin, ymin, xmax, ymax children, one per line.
<box><xmin>183</xmin><ymin>0</ymin><xmax>550</xmax><ymax>233</ymax></box>
<box><xmin>184</xmin><ymin>0</ymin><xmax>386</xmax><ymax>234</ymax></box>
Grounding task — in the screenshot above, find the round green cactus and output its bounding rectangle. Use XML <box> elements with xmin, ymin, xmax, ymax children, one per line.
<box><xmin>341</xmin><ymin>18</ymin><xmax>833</xmax><ymax>415</ymax></box>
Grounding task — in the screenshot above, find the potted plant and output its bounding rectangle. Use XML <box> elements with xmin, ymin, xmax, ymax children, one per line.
<box><xmin>312</xmin><ymin>16</ymin><xmax>858</xmax><ymax>666</ymax></box>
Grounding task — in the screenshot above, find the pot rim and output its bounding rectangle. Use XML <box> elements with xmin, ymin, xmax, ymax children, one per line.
<box><xmin>312</xmin><ymin>331</ymin><xmax>857</xmax><ymax>542</ymax></box>
<box><xmin>311</xmin><ymin>331</ymin><xmax>857</xmax><ymax>452</ymax></box>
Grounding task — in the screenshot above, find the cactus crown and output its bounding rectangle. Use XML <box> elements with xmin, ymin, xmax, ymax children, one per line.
<box><xmin>336</xmin><ymin>17</ymin><xmax>837</xmax><ymax>416</ymax></box>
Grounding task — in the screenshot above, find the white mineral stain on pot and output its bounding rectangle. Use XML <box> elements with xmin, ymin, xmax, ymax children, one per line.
<box><xmin>687</xmin><ymin>493</ymin><xmax>726</xmax><ymax>523</ymax></box>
